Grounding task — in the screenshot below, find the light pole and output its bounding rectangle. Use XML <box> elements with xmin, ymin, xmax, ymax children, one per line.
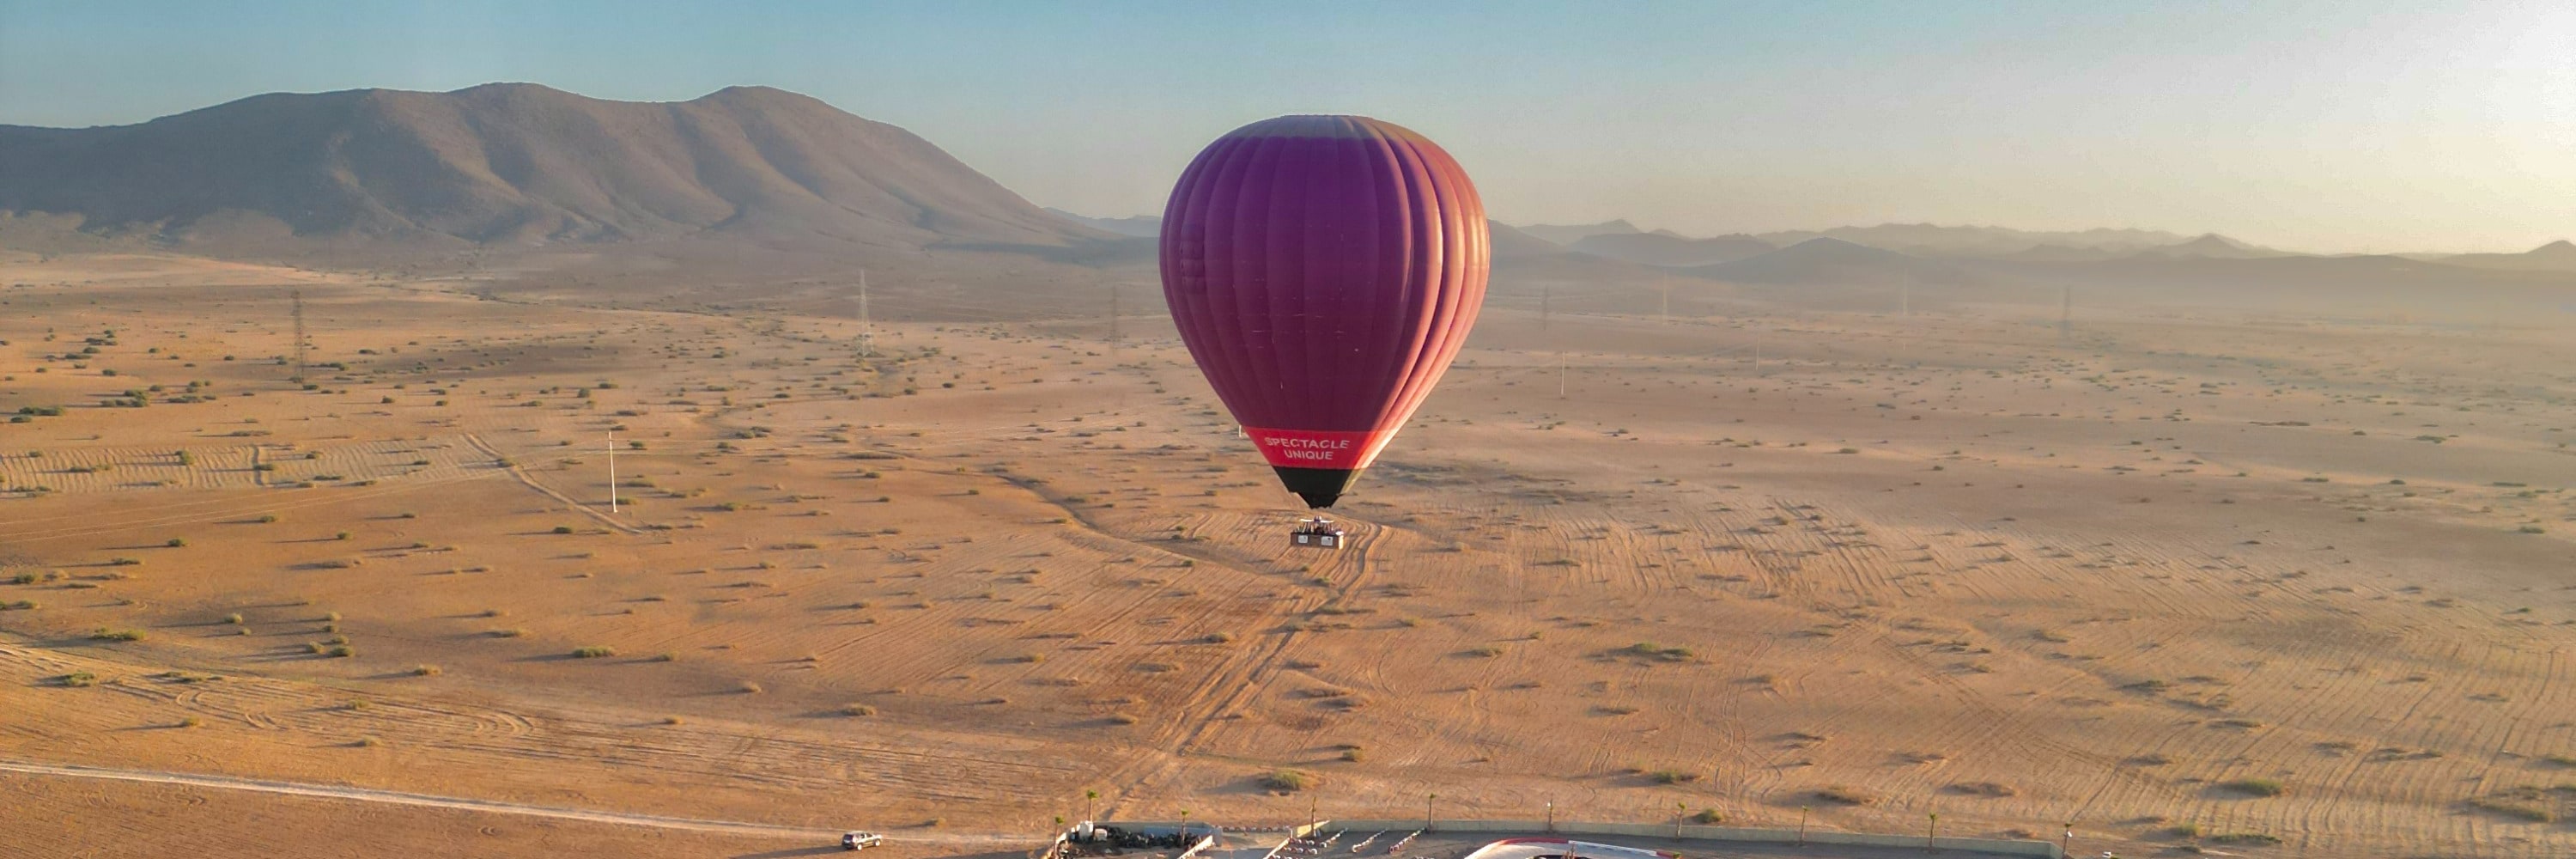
<box><xmin>1309</xmin><ymin>794</ymin><xmax>1317</xmax><ymax>834</ymax></box>
<box><xmin>1425</xmin><ymin>793</ymin><xmax>1437</xmax><ymax>831</ymax></box>
<box><xmin>1546</xmin><ymin>801</ymin><xmax>1555</xmax><ymax>832</ymax></box>
<box><xmin>1927</xmin><ymin>813</ymin><xmax>1940</xmax><ymax>852</ymax></box>
<box><xmin>2061</xmin><ymin>821</ymin><xmax>2074</xmax><ymax>857</ymax></box>
<box><xmin>1674</xmin><ymin>801</ymin><xmax>1686</xmax><ymax>837</ymax></box>
<box><xmin>1798</xmin><ymin>806</ymin><xmax>1810</xmax><ymax>845</ymax></box>
<box><xmin>1181</xmin><ymin>809</ymin><xmax>1191</xmax><ymax>838</ymax></box>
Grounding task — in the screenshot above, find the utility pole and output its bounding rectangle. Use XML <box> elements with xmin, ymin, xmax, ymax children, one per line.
<box><xmin>1752</xmin><ymin>328</ymin><xmax>1764</xmax><ymax>377</ymax></box>
<box><xmin>1659</xmin><ymin>280</ymin><xmax>1670</xmax><ymax>324</ymax></box>
<box><xmin>289</xmin><ymin>288</ymin><xmax>307</xmax><ymax>386</ymax></box>
<box><xmin>858</xmin><ymin>268</ymin><xmax>874</xmax><ymax>357</ymax></box>
<box><xmin>1108</xmin><ymin>283</ymin><xmax>1121</xmax><ymax>344</ymax></box>
<box><xmin>1901</xmin><ymin>275</ymin><xmax>1911</xmax><ymax>317</ymax></box>
<box><xmin>1540</xmin><ymin>283</ymin><xmax>1552</xmax><ymax>332</ymax></box>
<box><xmin>1558</xmin><ymin>354</ymin><xmax>1567</xmax><ymax>399</ymax></box>
<box><xmin>607</xmin><ymin>428</ymin><xmax>617</xmax><ymax>514</ymax></box>
<box><xmin>2058</xmin><ymin>283</ymin><xmax>2072</xmax><ymax>339</ymax></box>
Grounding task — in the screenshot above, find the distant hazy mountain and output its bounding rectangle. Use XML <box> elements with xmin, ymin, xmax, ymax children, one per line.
<box><xmin>2124</xmin><ymin>233</ymin><xmax>2293</xmax><ymax>260</ymax></box>
<box><xmin>0</xmin><ymin>82</ymin><xmax>1100</xmax><ymax>251</ymax></box>
<box><xmin>1682</xmin><ymin>236</ymin><xmax>1970</xmax><ymax>285</ymax></box>
<box><xmin>1753</xmin><ymin>223</ymin><xmax>2202</xmax><ymax>257</ymax></box>
<box><xmin>2440</xmin><ymin>240</ymin><xmax>2576</xmax><ymax>273</ymax></box>
<box><xmin>1046</xmin><ymin>208</ymin><xmax>1161</xmax><ymax>238</ymax></box>
<box><xmin>1485</xmin><ymin>220</ymin><xmax>1565</xmax><ymax>258</ymax></box>
<box><xmin>1571</xmin><ymin>231</ymin><xmax>1772</xmax><ymax>266</ymax></box>
<box><xmin>1518</xmin><ymin>219</ymin><xmax>1643</xmax><ymax>246</ymax></box>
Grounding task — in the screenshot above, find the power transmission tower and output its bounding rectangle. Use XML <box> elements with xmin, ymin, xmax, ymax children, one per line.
<box><xmin>289</xmin><ymin>288</ymin><xmax>307</xmax><ymax>385</ymax></box>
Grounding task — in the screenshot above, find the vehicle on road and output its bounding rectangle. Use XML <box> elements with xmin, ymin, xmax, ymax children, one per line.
<box><xmin>842</xmin><ymin>831</ymin><xmax>884</xmax><ymax>851</ymax></box>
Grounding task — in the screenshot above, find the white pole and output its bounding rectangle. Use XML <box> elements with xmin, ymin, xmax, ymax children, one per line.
<box><xmin>607</xmin><ymin>428</ymin><xmax>617</xmax><ymax>514</ymax></box>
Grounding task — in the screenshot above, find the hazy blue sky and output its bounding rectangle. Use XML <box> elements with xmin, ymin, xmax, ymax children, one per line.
<box><xmin>3</xmin><ymin>1</ymin><xmax>2569</xmax><ymax>252</ymax></box>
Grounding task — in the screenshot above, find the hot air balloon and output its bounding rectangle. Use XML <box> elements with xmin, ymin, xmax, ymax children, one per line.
<box><xmin>1160</xmin><ymin>115</ymin><xmax>1489</xmax><ymax>541</ymax></box>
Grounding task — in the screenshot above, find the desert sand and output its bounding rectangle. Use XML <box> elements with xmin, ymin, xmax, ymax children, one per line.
<box><xmin>3</xmin><ymin>250</ymin><xmax>2573</xmax><ymax>858</ymax></box>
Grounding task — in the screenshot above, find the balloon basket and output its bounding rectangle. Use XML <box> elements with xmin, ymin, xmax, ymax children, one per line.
<box><xmin>1290</xmin><ymin>517</ymin><xmax>1345</xmax><ymax>549</ymax></box>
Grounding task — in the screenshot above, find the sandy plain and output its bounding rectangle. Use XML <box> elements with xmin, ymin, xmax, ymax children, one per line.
<box><xmin>3</xmin><ymin>251</ymin><xmax>2573</xmax><ymax>857</ymax></box>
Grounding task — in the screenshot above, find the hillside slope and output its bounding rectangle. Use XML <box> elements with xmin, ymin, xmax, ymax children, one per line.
<box><xmin>0</xmin><ymin>82</ymin><xmax>1100</xmax><ymax>250</ymax></box>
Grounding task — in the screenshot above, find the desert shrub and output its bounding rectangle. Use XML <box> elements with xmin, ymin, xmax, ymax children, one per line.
<box><xmin>1815</xmin><ymin>785</ymin><xmax>1880</xmax><ymax>805</ymax></box>
<box><xmin>552</xmin><ymin>526</ymin><xmax>574</xmax><ymax>534</ymax></box>
<box><xmin>2223</xmin><ymin>778</ymin><xmax>2285</xmax><ymax>797</ymax></box>
<box><xmin>90</xmin><ymin>628</ymin><xmax>145</xmax><ymax>642</ymax></box>
<box><xmin>841</xmin><ymin>704</ymin><xmax>878</xmax><ymax>716</ymax></box>
<box><xmin>571</xmin><ymin>645</ymin><xmax>616</xmax><ymax>658</ymax></box>
<box><xmin>1648</xmin><ymin>769</ymin><xmax>1702</xmax><ymax>784</ymax></box>
<box><xmin>167</xmin><ymin>538</ymin><xmax>187</xmax><ymax>547</ymax></box>
<box><xmin>1692</xmin><ymin>808</ymin><xmax>1724</xmax><ymax>824</ymax></box>
<box><xmin>53</xmin><ymin>672</ymin><xmax>98</xmax><ymax>687</ymax></box>
<box><xmin>411</xmin><ymin>664</ymin><xmax>441</xmax><ymax>676</ymax></box>
<box><xmin>1620</xmin><ymin>642</ymin><xmax>1695</xmax><ymax>661</ymax></box>
<box><xmin>1261</xmin><ymin>769</ymin><xmax>1316</xmax><ymax>792</ymax></box>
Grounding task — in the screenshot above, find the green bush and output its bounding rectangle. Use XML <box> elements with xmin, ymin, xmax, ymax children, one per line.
<box><xmin>1261</xmin><ymin>769</ymin><xmax>1315</xmax><ymax>792</ymax></box>
<box><xmin>2223</xmin><ymin>778</ymin><xmax>2285</xmax><ymax>797</ymax></box>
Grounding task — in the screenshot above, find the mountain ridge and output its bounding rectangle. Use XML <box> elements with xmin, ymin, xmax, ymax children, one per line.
<box><xmin>0</xmin><ymin>82</ymin><xmax>1100</xmax><ymax>252</ymax></box>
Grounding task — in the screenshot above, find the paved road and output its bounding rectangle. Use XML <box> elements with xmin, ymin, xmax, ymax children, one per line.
<box><xmin>0</xmin><ymin>758</ymin><xmax>1028</xmax><ymax>846</ymax></box>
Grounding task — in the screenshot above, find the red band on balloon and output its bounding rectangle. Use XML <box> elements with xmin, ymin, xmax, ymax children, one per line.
<box><xmin>1243</xmin><ymin>427</ymin><xmax>1388</xmax><ymax>471</ymax></box>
